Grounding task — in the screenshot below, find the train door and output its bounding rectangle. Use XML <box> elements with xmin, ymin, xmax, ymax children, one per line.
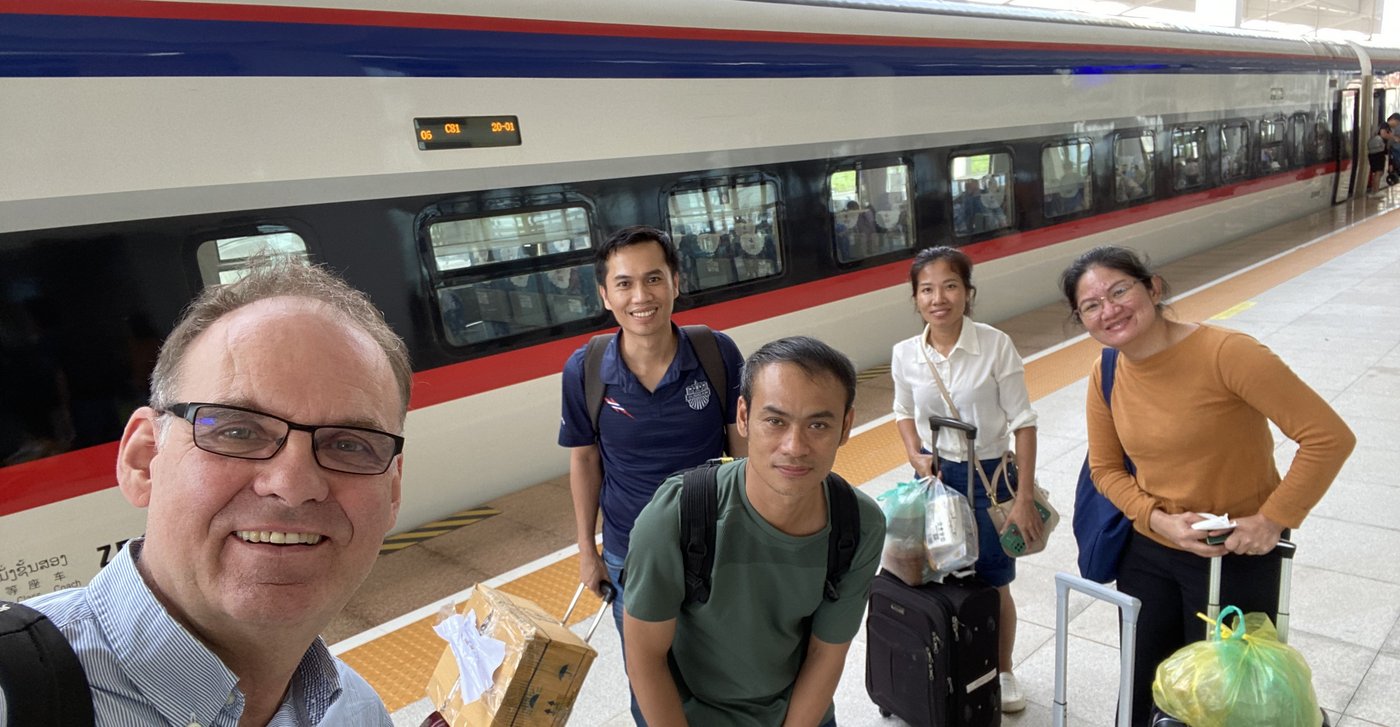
<box><xmin>1334</xmin><ymin>87</ymin><xmax>1358</xmax><ymax>203</ymax></box>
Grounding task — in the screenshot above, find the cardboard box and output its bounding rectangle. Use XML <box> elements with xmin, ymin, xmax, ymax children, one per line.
<box><xmin>425</xmin><ymin>584</ymin><xmax>597</xmax><ymax>726</ymax></box>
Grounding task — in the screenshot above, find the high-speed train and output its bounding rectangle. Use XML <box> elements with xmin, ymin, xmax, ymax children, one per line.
<box><xmin>3</xmin><ymin>0</ymin><xmax>1400</xmax><ymax>599</ymax></box>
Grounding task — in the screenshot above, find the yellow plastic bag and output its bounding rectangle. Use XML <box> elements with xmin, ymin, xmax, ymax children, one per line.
<box><xmin>1152</xmin><ymin>606</ymin><xmax>1322</xmax><ymax>727</ymax></box>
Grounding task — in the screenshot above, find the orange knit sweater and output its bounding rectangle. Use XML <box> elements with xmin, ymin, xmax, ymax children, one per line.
<box><xmin>1086</xmin><ymin>324</ymin><xmax>1355</xmax><ymax>549</ymax></box>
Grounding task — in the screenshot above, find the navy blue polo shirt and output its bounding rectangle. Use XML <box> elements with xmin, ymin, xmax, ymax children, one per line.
<box><xmin>559</xmin><ymin>325</ymin><xmax>743</xmax><ymax>556</ymax></box>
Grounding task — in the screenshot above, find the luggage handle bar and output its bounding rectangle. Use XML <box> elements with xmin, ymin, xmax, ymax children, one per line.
<box><xmin>928</xmin><ymin>416</ymin><xmax>978</xmax><ymax>512</ymax></box>
<box><xmin>928</xmin><ymin>416</ymin><xmax>981</xmax><ymax>579</ymax></box>
<box><xmin>1206</xmin><ymin>538</ymin><xmax>1295</xmax><ymax>641</ymax></box>
<box><xmin>1052</xmin><ymin>573</ymin><xmax>1141</xmax><ymax>727</ymax></box>
<box><xmin>564</xmin><ymin>581</ymin><xmax>618</xmax><ymax>643</ymax></box>
<box><xmin>928</xmin><ymin>415</ymin><xmax>976</xmax><ymax>439</ymax></box>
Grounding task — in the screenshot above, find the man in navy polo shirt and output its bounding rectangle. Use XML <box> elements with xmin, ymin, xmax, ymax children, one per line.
<box><xmin>559</xmin><ymin>225</ymin><xmax>745</xmax><ymax>724</ymax></box>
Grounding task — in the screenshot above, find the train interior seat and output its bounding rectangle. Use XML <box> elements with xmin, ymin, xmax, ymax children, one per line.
<box><xmin>505</xmin><ymin>274</ymin><xmax>550</xmax><ymax>329</ymax></box>
<box><xmin>545</xmin><ymin>267</ymin><xmax>600</xmax><ymax>324</ymax></box>
<box><xmin>685</xmin><ymin>231</ymin><xmax>734</xmax><ymax>288</ymax></box>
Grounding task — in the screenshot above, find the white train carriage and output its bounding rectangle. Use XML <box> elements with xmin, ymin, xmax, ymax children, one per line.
<box><xmin>2</xmin><ymin>0</ymin><xmax>1398</xmax><ymax>599</ymax></box>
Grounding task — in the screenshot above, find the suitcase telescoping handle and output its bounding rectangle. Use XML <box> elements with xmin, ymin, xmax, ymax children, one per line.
<box><xmin>564</xmin><ymin>581</ymin><xmax>618</xmax><ymax>643</ymax></box>
<box><xmin>1051</xmin><ymin>573</ymin><xmax>1142</xmax><ymax>727</ymax></box>
<box><xmin>1206</xmin><ymin>538</ymin><xmax>1296</xmax><ymax>640</ymax></box>
<box><xmin>928</xmin><ymin>415</ymin><xmax>978</xmax><ymax>510</ymax></box>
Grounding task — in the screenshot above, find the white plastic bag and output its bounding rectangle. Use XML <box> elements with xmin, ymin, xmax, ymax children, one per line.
<box><xmin>925</xmin><ymin>475</ymin><xmax>978</xmax><ymax>578</ymax></box>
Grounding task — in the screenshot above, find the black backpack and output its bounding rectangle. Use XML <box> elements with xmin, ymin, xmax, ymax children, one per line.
<box><xmin>678</xmin><ymin>462</ymin><xmax>861</xmax><ymax>605</ymax></box>
<box><xmin>582</xmin><ymin>325</ymin><xmax>728</xmax><ymax>439</ymax></box>
<box><xmin>0</xmin><ymin>600</ymin><xmax>95</xmax><ymax>726</ymax></box>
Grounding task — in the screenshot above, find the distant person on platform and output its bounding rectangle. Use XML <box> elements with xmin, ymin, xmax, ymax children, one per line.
<box><xmin>1388</xmin><ymin>112</ymin><xmax>1400</xmax><ymax>176</ymax></box>
<box><xmin>1366</xmin><ymin>122</ymin><xmax>1392</xmax><ymax>197</ymax></box>
<box><xmin>624</xmin><ymin>336</ymin><xmax>885</xmax><ymax>727</ymax></box>
<box><xmin>24</xmin><ymin>260</ymin><xmax>408</xmax><ymax>725</ymax></box>
<box><xmin>558</xmin><ymin>225</ymin><xmax>746</xmax><ymax>725</ymax></box>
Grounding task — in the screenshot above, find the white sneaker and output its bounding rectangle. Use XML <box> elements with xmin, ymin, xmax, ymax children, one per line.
<box><xmin>1000</xmin><ymin>671</ymin><xmax>1026</xmax><ymax>713</ymax></box>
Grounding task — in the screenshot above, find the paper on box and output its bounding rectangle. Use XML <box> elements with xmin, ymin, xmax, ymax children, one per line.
<box><xmin>425</xmin><ymin>584</ymin><xmax>597</xmax><ymax>726</ymax></box>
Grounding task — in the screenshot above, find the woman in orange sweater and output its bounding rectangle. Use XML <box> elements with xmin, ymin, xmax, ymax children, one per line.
<box><xmin>1059</xmin><ymin>246</ymin><xmax>1354</xmax><ymax>724</ymax></box>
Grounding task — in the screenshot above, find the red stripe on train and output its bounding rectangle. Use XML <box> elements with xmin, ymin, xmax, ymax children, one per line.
<box><xmin>0</xmin><ymin>163</ymin><xmax>1336</xmax><ymax>516</ymax></box>
<box><xmin>1</xmin><ymin>444</ymin><xmax>118</xmax><ymax>517</ymax></box>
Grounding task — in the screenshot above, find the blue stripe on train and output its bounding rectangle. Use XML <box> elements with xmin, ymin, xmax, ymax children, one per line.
<box><xmin>0</xmin><ymin>13</ymin><xmax>1354</xmax><ymax>78</ymax></box>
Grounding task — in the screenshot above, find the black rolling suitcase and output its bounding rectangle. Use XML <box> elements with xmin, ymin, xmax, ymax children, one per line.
<box><xmin>865</xmin><ymin>415</ymin><xmax>1001</xmax><ymax>726</ymax></box>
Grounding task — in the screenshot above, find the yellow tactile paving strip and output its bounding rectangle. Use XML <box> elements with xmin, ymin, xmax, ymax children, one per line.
<box><xmin>342</xmin><ymin>212</ymin><xmax>1400</xmax><ymax>712</ymax></box>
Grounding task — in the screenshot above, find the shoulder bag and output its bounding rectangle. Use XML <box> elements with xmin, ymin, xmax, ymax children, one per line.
<box><xmin>920</xmin><ymin>335</ymin><xmax>1059</xmax><ymax>558</ymax></box>
<box><xmin>1073</xmin><ymin>348</ymin><xmax>1136</xmax><ymax>583</ymax></box>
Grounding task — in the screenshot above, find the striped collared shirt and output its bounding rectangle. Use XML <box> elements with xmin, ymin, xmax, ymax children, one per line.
<box><xmin>24</xmin><ymin>538</ymin><xmax>391</xmax><ymax>727</ymax></box>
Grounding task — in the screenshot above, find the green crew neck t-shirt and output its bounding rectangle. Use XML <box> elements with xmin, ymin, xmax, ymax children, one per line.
<box><xmin>624</xmin><ymin>459</ymin><xmax>885</xmax><ymax>727</ymax></box>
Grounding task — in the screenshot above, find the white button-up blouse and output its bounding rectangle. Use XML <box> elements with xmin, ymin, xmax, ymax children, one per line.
<box><xmin>891</xmin><ymin>318</ymin><xmax>1037</xmax><ymax>462</ymax></box>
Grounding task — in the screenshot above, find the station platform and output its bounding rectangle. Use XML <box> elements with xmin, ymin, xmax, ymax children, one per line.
<box><xmin>329</xmin><ymin>197</ymin><xmax>1400</xmax><ymax>726</ymax></box>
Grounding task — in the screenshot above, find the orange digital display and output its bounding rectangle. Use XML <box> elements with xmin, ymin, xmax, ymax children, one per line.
<box><xmin>414</xmin><ymin>116</ymin><xmax>522</xmax><ymax>150</ymax></box>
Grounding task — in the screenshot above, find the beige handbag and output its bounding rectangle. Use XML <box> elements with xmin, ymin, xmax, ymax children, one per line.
<box><xmin>920</xmin><ymin>332</ymin><xmax>1059</xmax><ymax>557</ymax></box>
<box><xmin>976</xmin><ymin>453</ymin><xmax>1059</xmax><ymax>558</ymax></box>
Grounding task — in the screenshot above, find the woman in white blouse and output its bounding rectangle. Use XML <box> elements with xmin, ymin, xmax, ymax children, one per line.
<box><xmin>890</xmin><ymin>246</ymin><xmax>1041</xmax><ymax>714</ymax></box>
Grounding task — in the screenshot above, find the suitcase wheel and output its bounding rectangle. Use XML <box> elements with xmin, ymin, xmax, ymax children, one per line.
<box><xmin>878</xmin><ymin>708</ymin><xmax>892</xmax><ymax>719</ymax></box>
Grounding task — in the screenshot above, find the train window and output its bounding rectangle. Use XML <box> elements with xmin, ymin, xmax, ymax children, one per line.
<box><xmin>436</xmin><ymin>262</ymin><xmax>601</xmax><ymax>346</ymax></box>
<box><xmin>667</xmin><ymin>179</ymin><xmax>782</xmax><ymax>293</ymax></box>
<box><xmin>1311</xmin><ymin>115</ymin><xmax>1333</xmax><ymax>163</ymax></box>
<box><xmin>1220</xmin><ymin>123</ymin><xmax>1249</xmax><ymax>182</ymax></box>
<box><xmin>829</xmin><ymin>164</ymin><xmax>913</xmax><ymax>262</ymax></box>
<box><xmin>428</xmin><ymin>206</ymin><xmax>592</xmax><ymax>272</ymax></box>
<box><xmin>1113</xmin><ymin>132</ymin><xmax>1155</xmax><ymax>202</ymax></box>
<box><xmin>950</xmin><ymin>152</ymin><xmax>1013</xmax><ymax>236</ymax></box>
<box><xmin>1171</xmin><ymin>127</ymin><xmax>1206</xmax><ymax>190</ymax></box>
<box><xmin>1041</xmin><ymin>141</ymin><xmax>1092</xmax><ymax>218</ymax></box>
<box><xmin>1259</xmin><ymin>116</ymin><xmax>1286</xmax><ymax>172</ymax></box>
<box><xmin>196</xmin><ymin>229</ymin><xmax>309</xmax><ymax>286</ymax></box>
<box><xmin>1290</xmin><ymin>113</ymin><xmax>1310</xmax><ymax>167</ymax></box>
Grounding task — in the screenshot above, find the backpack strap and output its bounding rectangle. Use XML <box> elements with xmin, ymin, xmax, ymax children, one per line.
<box><xmin>1100</xmin><ymin>348</ymin><xmax>1119</xmax><ymax>410</ymax></box>
<box><xmin>586</xmin><ymin>327</ymin><xmax>725</xmax><ymax>440</ymax></box>
<box><xmin>1100</xmin><ymin>348</ymin><xmax>1136</xmax><ymax>476</ymax></box>
<box><xmin>680</xmin><ymin>324</ymin><xmax>728</xmax><ymax>426</ymax></box>
<box><xmin>823</xmin><ymin>473</ymin><xmax>861</xmax><ymax>602</ymax></box>
<box><xmin>0</xmin><ymin>601</ymin><xmax>96</xmax><ymax>727</ymax></box>
<box><xmin>679</xmin><ymin>465</ymin><xmax>861</xmax><ymax>606</ymax></box>
<box><xmin>583</xmin><ymin>333</ymin><xmax>616</xmax><ymax>440</ymax></box>
<box><xmin>680</xmin><ymin>464</ymin><xmax>721</xmax><ymax>605</ymax></box>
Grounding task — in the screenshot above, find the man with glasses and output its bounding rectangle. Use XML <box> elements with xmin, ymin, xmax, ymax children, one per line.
<box><xmin>23</xmin><ymin>261</ymin><xmax>408</xmax><ymax>726</ymax></box>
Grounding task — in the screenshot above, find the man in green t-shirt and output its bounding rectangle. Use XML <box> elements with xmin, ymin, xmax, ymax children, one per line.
<box><xmin>623</xmin><ymin>336</ymin><xmax>886</xmax><ymax>727</ymax></box>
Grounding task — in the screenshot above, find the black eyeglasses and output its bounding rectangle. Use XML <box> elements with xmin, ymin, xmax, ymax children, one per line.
<box><xmin>163</xmin><ymin>402</ymin><xmax>404</xmax><ymax>475</ymax></box>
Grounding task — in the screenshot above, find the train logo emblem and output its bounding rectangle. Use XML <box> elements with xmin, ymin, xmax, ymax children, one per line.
<box><xmin>685</xmin><ymin>380</ymin><xmax>711</xmax><ymax>411</ymax></box>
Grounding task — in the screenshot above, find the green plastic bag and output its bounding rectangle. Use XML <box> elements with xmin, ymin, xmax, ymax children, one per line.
<box><xmin>1152</xmin><ymin>606</ymin><xmax>1322</xmax><ymax>727</ymax></box>
<box><xmin>878</xmin><ymin>478</ymin><xmax>933</xmax><ymax>585</ymax></box>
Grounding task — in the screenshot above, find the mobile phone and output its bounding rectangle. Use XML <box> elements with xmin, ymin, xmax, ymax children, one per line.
<box><xmin>1000</xmin><ymin>524</ymin><xmax>1027</xmax><ymax>556</ymax></box>
<box><xmin>1205</xmin><ymin>529</ymin><xmax>1234</xmax><ymax>545</ymax></box>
